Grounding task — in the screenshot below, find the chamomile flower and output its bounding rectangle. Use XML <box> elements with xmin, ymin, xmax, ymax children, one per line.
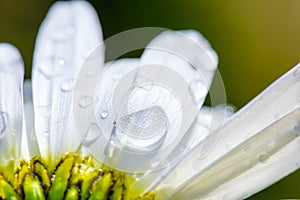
<box><xmin>0</xmin><ymin>1</ymin><xmax>299</xmax><ymax>200</ymax></box>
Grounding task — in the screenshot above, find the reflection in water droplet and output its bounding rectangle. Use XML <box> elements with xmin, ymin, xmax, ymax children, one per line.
<box><xmin>100</xmin><ymin>110</ymin><xmax>109</xmax><ymax>119</ymax></box>
<box><xmin>61</xmin><ymin>79</ymin><xmax>76</xmax><ymax>92</ymax></box>
<box><xmin>83</xmin><ymin>123</ymin><xmax>101</xmax><ymax>146</ymax></box>
<box><xmin>258</xmin><ymin>153</ymin><xmax>269</xmax><ymax>164</ymax></box>
<box><xmin>0</xmin><ymin>112</ymin><xmax>8</xmax><ymax>138</ymax></box>
<box><xmin>78</xmin><ymin>96</ymin><xmax>93</xmax><ymax>108</ymax></box>
<box><xmin>189</xmin><ymin>79</ymin><xmax>207</xmax><ymax>105</ymax></box>
<box><xmin>57</xmin><ymin>58</ymin><xmax>65</xmax><ymax>66</ymax></box>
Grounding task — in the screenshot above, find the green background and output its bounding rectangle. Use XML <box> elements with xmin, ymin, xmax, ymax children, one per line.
<box><xmin>0</xmin><ymin>0</ymin><xmax>299</xmax><ymax>199</ymax></box>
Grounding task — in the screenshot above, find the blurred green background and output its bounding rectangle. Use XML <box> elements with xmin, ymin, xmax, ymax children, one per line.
<box><xmin>0</xmin><ymin>0</ymin><xmax>300</xmax><ymax>199</ymax></box>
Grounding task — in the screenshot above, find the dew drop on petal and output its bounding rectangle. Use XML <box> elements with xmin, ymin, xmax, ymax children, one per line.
<box><xmin>0</xmin><ymin>112</ymin><xmax>8</xmax><ymax>138</ymax></box>
<box><xmin>100</xmin><ymin>110</ymin><xmax>109</xmax><ymax>119</ymax></box>
<box><xmin>61</xmin><ymin>79</ymin><xmax>76</xmax><ymax>92</ymax></box>
<box><xmin>57</xmin><ymin>58</ymin><xmax>66</xmax><ymax>66</ymax></box>
<box><xmin>78</xmin><ymin>95</ymin><xmax>93</xmax><ymax>108</ymax></box>
<box><xmin>258</xmin><ymin>153</ymin><xmax>269</xmax><ymax>164</ymax></box>
<box><xmin>83</xmin><ymin>123</ymin><xmax>101</xmax><ymax>146</ymax></box>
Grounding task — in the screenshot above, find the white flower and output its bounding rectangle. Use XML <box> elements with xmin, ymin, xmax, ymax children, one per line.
<box><xmin>0</xmin><ymin>1</ymin><xmax>299</xmax><ymax>200</ymax></box>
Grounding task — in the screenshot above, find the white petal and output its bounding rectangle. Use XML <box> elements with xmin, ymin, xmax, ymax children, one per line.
<box><xmin>155</xmin><ymin>63</ymin><xmax>300</xmax><ymax>199</ymax></box>
<box><xmin>32</xmin><ymin>1</ymin><xmax>103</xmax><ymax>162</ymax></box>
<box><xmin>0</xmin><ymin>43</ymin><xmax>24</xmax><ymax>164</ymax></box>
<box><xmin>22</xmin><ymin>80</ymin><xmax>39</xmax><ymax>160</ymax></box>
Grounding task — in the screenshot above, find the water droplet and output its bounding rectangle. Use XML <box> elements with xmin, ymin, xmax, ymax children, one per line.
<box><xmin>100</xmin><ymin>110</ymin><xmax>109</xmax><ymax>119</ymax></box>
<box><xmin>78</xmin><ymin>96</ymin><xmax>93</xmax><ymax>108</ymax></box>
<box><xmin>258</xmin><ymin>153</ymin><xmax>269</xmax><ymax>164</ymax></box>
<box><xmin>178</xmin><ymin>144</ymin><xmax>187</xmax><ymax>152</ymax></box>
<box><xmin>189</xmin><ymin>80</ymin><xmax>207</xmax><ymax>104</ymax></box>
<box><xmin>293</xmin><ymin>68</ymin><xmax>300</xmax><ymax>77</ymax></box>
<box><xmin>0</xmin><ymin>112</ymin><xmax>8</xmax><ymax>138</ymax></box>
<box><xmin>57</xmin><ymin>58</ymin><xmax>65</xmax><ymax>66</ymax></box>
<box><xmin>83</xmin><ymin>123</ymin><xmax>101</xmax><ymax>146</ymax></box>
<box><xmin>61</xmin><ymin>79</ymin><xmax>76</xmax><ymax>92</ymax></box>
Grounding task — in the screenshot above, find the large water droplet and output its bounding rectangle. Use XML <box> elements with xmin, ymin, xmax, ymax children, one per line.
<box><xmin>117</xmin><ymin>106</ymin><xmax>168</xmax><ymax>151</ymax></box>
<box><xmin>189</xmin><ymin>79</ymin><xmax>207</xmax><ymax>104</ymax></box>
<box><xmin>83</xmin><ymin>123</ymin><xmax>101</xmax><ymax>146</ymax></box>
<box><xmin>61</xmin><ymin>79</ymin><xmax>76</xmax><ymax>92</ymax></box>
<box><xmin>78</xmin><ymin>96</ymin><xmax>93</xmax><ymax>108</ymax></box>
<box><xmin>0</xmin><ymin>112</ymin><xmax>8</xmax><ymax>138</ymax></box>
<box><xmin>258</xmin><ymin>153</ymin><xmax>269</xmax><ymax>164</ymax></box>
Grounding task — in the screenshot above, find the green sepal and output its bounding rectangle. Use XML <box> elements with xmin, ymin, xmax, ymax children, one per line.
<box><xmin>65</xmin><ymin>185</ymin><xmax>79</xmax><ymax>200</ymax></box>
<box><xmin>0</xmin><ymin>176</ymin><xmax>21</xmax><ymax>200</ymax></box>
<box><xmin>31</xmin><ymin>159</ymin><xmax>50</xmax><ymax>193</ymax></box>
<box><xmin>48</xmin><ymin>155</ymin><xmax>75</xmax><ymax>200</ymax></box>
<box><xmin>109</xmin><ymin>171</ymin><xmax>124</xmax><ymax>200</ymax></box>
<box><xmin>80</xmin><ymin>168</ymin><xmax>100</xmax><ymax>200</ymax></box>
<box><xmin>89</xmin><ymin>172</ymin><xmax>113</xmax><ymax>200</ymax></box>
<box><xmin>23</xmin><ymin>175</ymin><xmax>45</xmax><ymax>200</ymax></box>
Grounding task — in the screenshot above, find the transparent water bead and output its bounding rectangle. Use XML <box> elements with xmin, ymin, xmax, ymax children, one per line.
<box><xmin>78</xmin><ymin>95</ymin><xmax>93</xmax><ymax>108</ymax></box>
<box><xmin>100</xmin><ymin>110</ymin><xmax>109</xmax><ymax>119</ymax></box>
<box><xmin>116</xmin><ymin>106</ymin><xmax>168</xmax><ymax>151</ymax></box>
<box><xmin>258</xmin><ymin>153</ymin><xmax>269</xmax><ymax>164</ymax></box>
<box><xmin>83</xmin><ymin>123</ymin><xmax>102</xmax><ymax>145</ymax></box>
<box><xmin>60</xmin><ymin>79</ymin><xmax>76</xmax><ymax>92</ymax></box>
